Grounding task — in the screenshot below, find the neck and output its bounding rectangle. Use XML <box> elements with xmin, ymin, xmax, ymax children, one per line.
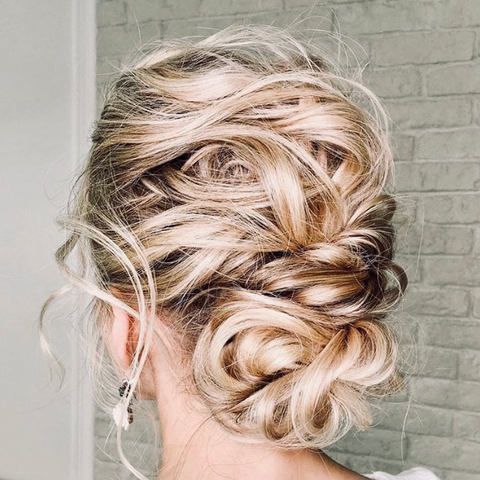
<box><xmin>147</xmin><ymin>335</ymin><xmax>366</xmax><ymax>480</ymax></box>
<box><xmin>152</xmin><ymin>369</ymin><xmax>365</xmax><ymax>480</ymax></box>
<box><xmin>157</xmin><ymin>410</ymin><xmax>339</xmax><ymax>480</ymax></box>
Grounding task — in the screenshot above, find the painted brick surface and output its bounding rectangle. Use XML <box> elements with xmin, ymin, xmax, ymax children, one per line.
<box><xmin>395</xmin><ymin>162</ymin><xmax>480</xmax><ymax>192</ymax></box>
<box><xmin>372</xmin><ymin>30</ymin><xmax>476</xmax><ymax>66</ymax></box>
<box><xmin>433</xmin><ymin>0</ymin><xmax>480</xmax><ymax>28</ymax></box>
<box><xmin>474</xmin><ymin>289</ymin><xmax>480</xmax><ymax>318</ymax></box>
<box><xmin>329</xmin><ymin>428</ymin><xmax>407</xmax><ymax>460</ymax></box>
<box><xmin>454</xmin><ymin>411</ymin><xmax>480</xmax><ymax>443</ymax></box>
<box><xmin>391</xmin><ymin>133</ymin><xmax>415</xmax><ymax>160</ymax></box>
<box><xmin>409</xmin><ymin>435</ymin><xmax>480</xmax><ymax>471</ymax></box>
<box><xmin>95</xmin><ymin>0</ymin><xmax>480</xmax><ymax>478</ymax></box>
<box><xmin>397</xmin><ymin>225</ymin><xmax>474</xmax><ymax>255</ymax></box>
<box><xmin>414</xmin><ymin>346</ymin><xmax>459</xmax><ymax>379</ymax></box>
<box><xmin>333</xmin><ymin>1</ymin><xmax>437</xmax><ymax>35</ymax></box>
<box><xmin>198</xmin><ymin>0</ymin><xmax>283</xmax><ymax>16</ymax></box>
<box><xmin>410</xmin><ymin>377</ymin><xmax>480</xmax><ymax>412</ymax></box>
<box><xmin>427</xmin><ymin>62</ymin><xmax>480</xmax><ymax>96</ymax></box>
<box><xmin>367</xmin><ymin>67</ymin><xmax>422</xmax><ymax>99</ymax></box>
<box><xmin>475</xmin><ymin>232</ymin><xmax>480</xmax><ymax>255</ymax></box>
<box><xmin>417</xmin><ymin>128</ymin><xmax>480</xmax><ymax>159</ymax></box>
<box><xmin>97</xmin><ymin>1</ymin><xmax>127</xmax><ymax>26</ymax></box>
<box><xmin>395</xmin><ymin>254</ymin><xmax>422</xmax><ymax>283</ymax></box>
<box><xmin>373</xmin><ymin>403</ymin><xmax>454</xmax><ymax>437</ymax></box>
<box><xmin>125</xmin><ymin>0</ymin><xmax>195</xmax><ymax>22</ymax></box>
<box><xmin>459</xmin><ymin>350</ymin><xmax>480</xmax><ymax>382</ymax></box>
<box><xmin>423</xmin><ymin>256</ymin><xmax>480</xmax><ymax>286</ymax></box>
<box><xmin>404</xmin><ymin>288</ymin><xmax>470</xmax><ymax>316</ymax></box>
<box><xmin>422</xmin><ymin>194</ymin><xmax>480</xmax><ymax>224</ymax></box>
<box><xmin>444</xmin><ymin>473</ymin><xmax>480</xmax><ymax>480</ymax></box>
<box><xmin>422</xmin><ymin>318</ymin><xmax>480</xmax><ymax>350</ymax></box>
<box><xmin>385</xmin><ymin>98</ymin><xmax>473</xmax><ymax>130</ymax></box>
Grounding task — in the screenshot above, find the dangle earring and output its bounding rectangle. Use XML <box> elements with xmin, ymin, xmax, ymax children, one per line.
<box><xmin>112</xmin><ymin>379</ymin><xmax>134</xmax><ymax>430</ymax></box>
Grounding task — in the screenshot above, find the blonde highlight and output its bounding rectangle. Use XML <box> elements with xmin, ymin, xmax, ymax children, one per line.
<box><xmin>55</xmin><ymin>25</ymin><xmax>407</xmax><ymax>460</ymax></box>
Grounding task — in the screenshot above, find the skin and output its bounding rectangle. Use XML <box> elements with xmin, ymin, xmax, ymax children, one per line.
<box><xmin>108</xmin><ymin>305</ymin><xmax>370</xmax><ymax>480</ymax></box>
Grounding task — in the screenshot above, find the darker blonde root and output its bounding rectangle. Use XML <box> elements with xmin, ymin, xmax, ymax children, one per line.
<box><xmin>59</xmin><ymin>26</ymin><xmax>407</xmax><ymax>451</ymax></box>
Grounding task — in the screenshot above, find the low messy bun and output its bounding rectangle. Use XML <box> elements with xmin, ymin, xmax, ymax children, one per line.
<box><xmin>193</xmin><ymin>197</ymin><xmax>404</xmax><ymax>448</ymax></box>
<box><xmin>196</xmin><ymin>300</ymin><xmax>398</xmax><ymax>448</ymax></box>
<box><xmin>59</xmin><ymin>26</ymin><xmax>406</xmax><ymax>451</ymax></box>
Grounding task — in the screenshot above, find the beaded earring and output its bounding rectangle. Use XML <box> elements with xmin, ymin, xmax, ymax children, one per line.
<box><xmin>112</xmin><ymin>379</ymin><xmax>134</xmax><ymax>430</ymax></box>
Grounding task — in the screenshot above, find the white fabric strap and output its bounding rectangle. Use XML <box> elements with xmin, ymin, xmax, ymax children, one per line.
<box><xmin>366</xmin><ymin>467</ymin><xmax>441</xmax><ymax>480</ymax></box>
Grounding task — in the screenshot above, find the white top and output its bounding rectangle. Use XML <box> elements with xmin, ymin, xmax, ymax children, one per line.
<box><xmin>366</xmin><ymin>467</ymin><xmax>441</xmax><ymax>480</ymax></box>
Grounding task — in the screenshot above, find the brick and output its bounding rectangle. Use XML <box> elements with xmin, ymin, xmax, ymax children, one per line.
<box><xmin>331</xmin><ymin>428</ymin><xmax>406</xmax><ymax>460</ymax></box>
<box><xmin>475</xmin><ymin>95</ymin><xmax>480</xmax><ymax>126</ymax></box>
<box><xmin>391</xmin><ymin>313</ymin><xmax>418</xmax><ymax>345</ymax></box>
<box><xmin>409</xmin><ymin>435</ymin><xmax>480</xmax><ymax>471</ymax></box>
<box><xmin>474</xmin><ymin>288</ymin><xmax>480</xmax><ymax>318</ymax></box>
<box><xmin>386</xmin><ymin>98</ymin><xmax>473</xmax><ymax>130</ymax></box>
<box><xmin>98</xmin><ymin>25</ymin><xmax>134</xmax><ymax>56</ymax></box>
<box><xmin>459</xmin><ymin>350</ymin><xmax>480</xmax><ymax>382</ymax></box>
<box><xmin>373</xmin><ymin>31</ymin><xmax>475</xmax><ymax>66</ymax></box>
<box><xmin>283</xmin><ymin>0</ymin><xmax>376</xmax><ymax>6</ymax></box>
<box><xmin>96</xmin><ymin>57</ymin><xmax>122</xmax><ymax>90</ymax></box>
<box><xmin>309</xmin><ymin>30</ymin><xmax>371</xmax><ymax>69</ymax></box>
<box><xmin>454</xmin><ymin>411</ymin><xmax>480</xmax><ymax>443</ymax></box>
<box><xmin>396</xmin><ymin>337</ymin><xmax>418</xmax><ymax>374</ymax></box>
<box><xmin>97</xmin><ymin>22</ymin><xmax>161</xmax><ymax>57</ymax></box>
<box><xmin>427</xmin><ymin>62</ymin><xmax>480</xmax><ymax>96</ymax></box>
<box><xmin>368</xmin><ymin>67</ymin><xmax>422</xmax><ymax>99</ymax></box>
<box><xmin>395</xmin><ymin>162</ymin><xmax>480</xmax><ymax>192</ymax></box>
<box><xmin>474</xmin><ymin>230</ymin><xmax>480</xmax><ymax>256</ymax></box>
<box><xmin>126</xmin><ymin>0</ymin><xmax>199</xmax><ymax>23</ymax></box>
<box><xmin>200</xmin><ymin>0</ymin><xmax>283</xmax><ymax>17</ymax></box>
<box><xmin>422</xmin><ymin>318</ymin><xmax>480</xmax><ymax>350</ymax></box>
<box><xmin>410</xmin><ymin>377</ymin><xmax>480</xmax><ymax>413</ymax></box>
<box><xmin>163</xmin><ymin>12</ymin><xmax>273</xmax><ymax>38</ymax></box>
<box><xmin>413</xmin><ymin>346</ymin><xmax>459</xmax><ymax>379</ymax></box>
<box><xmin>394</xmin><ymin>194</ymin><xmax>419</xmax><ymax>225</ymax></box>
<box><xmin>434</xmin><ymin>0</ymin><xmax>480</xmax><ymax>28</ymax></box>
<box><xmin>391</xmin><ymin>133</ymin><xmax>415</xmax><ymax>161</ymax></box>
<box><xmin>333</xmin><ymin>1</ymin><xmax>436</xmax><ymax>36</ymax></box>
<box><xmin>425</xmin><ymin>226</ymin><xmax>473</xmax><ymax>255</ymax></box>
<box><xmin>374</xmin><ymin>403</ymin><xmax>454</xmax><ymax>437</ymax></box>
<box><xmin>397</xmin><ymin>224</ymin><xmax>473</xmax><ymax>256</ymax></box>
<box><xmin>417</xmin><ymin>128</ymin><xmax>480</xmax><ymax>160</ymax></box>
<box><xmin>402</xmin><ymin>288</ymin><xmax>469</xmax><ymax>317</ymax></box>
<box><xmin>422</xmin><ymin>194</ymin><xmax>480</xmax><ymax>224</ymax></box>
<box><xmin>423</xmin><ymin>256</ymin><xmax>480</xmax><ymax>286</ymax></box>
<box><xmin>395</xmin><ymin>254</ymin><xmax>422</xmax><ymax>283</ymax></box>
<box><xmin>273</xmin><ymin>7</ymin><xmax>337</xmax><ymax>32</ymax></box>
<box><xmin>97</xmin><ymin>1</ymin><xmax>127</xmax><ymax>27</ymax></box>
<box><xmin>444</xmin><ymin>472</ymin><xmax>480</xmax><ymax>480</ymax></box>
<box><xmin>475</xmin><ymin>230</ymin><xmax>480</xmax><ymax>255</ymax></box>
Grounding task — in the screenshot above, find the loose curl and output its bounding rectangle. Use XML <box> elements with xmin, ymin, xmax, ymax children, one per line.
<box><xmin>56</xmin><ymin>25</ymin><xmax>407</xmax><ymax>459</ymax></box>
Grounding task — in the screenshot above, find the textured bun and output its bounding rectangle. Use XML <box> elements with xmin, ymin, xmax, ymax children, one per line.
<box><xmin>195</xmin><ymin>293</ymin><xmax>400</xmax><ymax>448</ymax></box>
<box><xmin>192</xmin><ymin>194</ymin><xmax>404</xmax><ymax>448</ymax></box>
<box><xmin>62</xmin><ymin>26</ymin><xmax>406</xmax><ymax>450</ymax></box>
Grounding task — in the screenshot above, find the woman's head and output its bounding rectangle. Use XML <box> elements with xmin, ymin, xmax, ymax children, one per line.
<box><xmin>59</xmin><ymin>26</ymin><xmax>406</xmax><ymax>452</ymax></box>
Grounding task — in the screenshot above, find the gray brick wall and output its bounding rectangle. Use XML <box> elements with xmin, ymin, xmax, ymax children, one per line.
<box><xmin>95</xmin><ymin>1</ymin><xmax>480</xmax><ymax>478</ymax></box>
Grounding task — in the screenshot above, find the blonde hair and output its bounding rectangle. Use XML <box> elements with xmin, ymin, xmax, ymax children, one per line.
<box><xmin>56</xmin><ymin>25</ymin><xmax>406</xmax><ymax>465</ymax></box>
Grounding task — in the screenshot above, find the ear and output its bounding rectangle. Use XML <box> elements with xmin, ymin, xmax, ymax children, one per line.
<box><xmin>109</xmin><ymin>304</ymin><xmax>137</xmax><ymax>373</ymax></box>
